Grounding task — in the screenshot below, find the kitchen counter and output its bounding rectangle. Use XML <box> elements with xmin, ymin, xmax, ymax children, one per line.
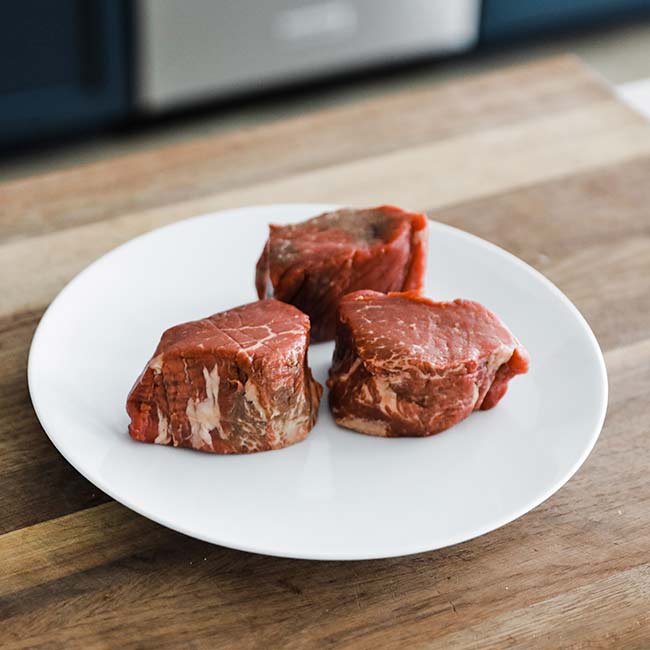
<box><xmin>1</xmin><ymin>55</ymin><xmax>650</xmax><ymax>649</ymax></box>
<box><xmin>3</xmin><ymin>20</ymin><xmax>650</xmax><ymax>182</ymax></box>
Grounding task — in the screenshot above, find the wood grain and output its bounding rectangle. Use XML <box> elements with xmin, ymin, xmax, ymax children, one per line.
<box><xmin>1</xmin><ymin>54</ymin><xmax>649</xmax><ymax>649</ymax></box>
<box><xmin>0</xmin><ymin>56</ymin><xmax>611</xmax><ymax>244</ymax></box>
<box><xmin>2</xmin><ymin>99</ymin><xmax>649</xmax><ymax>317</ymax></box>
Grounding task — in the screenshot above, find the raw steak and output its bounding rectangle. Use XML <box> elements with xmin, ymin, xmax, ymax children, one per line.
<box><xmin>327</xmin><ymin>290</ymin><xmax>529</xmax><ymax>437</ymax></box>
<box><xmin>255</xmin><ymin>206</ymin><xmax>427</xmax><ymax>342</ymax></box>
<box><xmin>127</xmin><ymin>299</ymin><xmax>322</xmax><ymax>453</ymax></box>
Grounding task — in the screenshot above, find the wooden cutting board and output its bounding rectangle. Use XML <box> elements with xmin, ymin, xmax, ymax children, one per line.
<box><xmin>1</xmin><ymin>55</ymin><xmax>649</xmax><ymax>649</ymax></box>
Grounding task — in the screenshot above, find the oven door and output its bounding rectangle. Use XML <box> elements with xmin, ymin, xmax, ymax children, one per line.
<box><xmin>136</xmin><ymin>0</ymin><xmax>480</xmax><ymax>112</ymax></box>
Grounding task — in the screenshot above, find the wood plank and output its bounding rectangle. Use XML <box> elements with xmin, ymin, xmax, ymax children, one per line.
<box><xmin>1</xmin><ymin>337</ymin><xmax>648</xmax><ymax>649</ymax></box>
<box><xmin>543</xmin><ymin>236</ymin><xmax>650</xmax><ymax>350</ymax></box>
<box><xmin>1</xmin><ymin>504</ymin><xmax>173</xmax><ymax>599</ymax></box>
<box><xmin>433</xmin><ymin>565</ymin><xmax>650</xmax><ymax>650</ymax></box>
<box><xmin>0</xmin><ymin>312</ymin><xmax>110</xmax><ymax>534</ymax></box>
<box><xmin>433</xmin><ymin>154</ymin><xmax>650</xmax><ymax>269</ymax></box>
<box><xmin>1</xmin><ymin>100</ymin><xmax>649</xmax><ymax>318</ymax></box>
<box><xmin>0</xmin><ymin>55</ymin><xmax>613</xmax><ymax>244</ymax></box>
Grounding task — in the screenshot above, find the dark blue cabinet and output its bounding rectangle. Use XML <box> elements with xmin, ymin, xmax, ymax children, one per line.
<box><xmin>0</xmin><ymin>0</ymin><xmax>129</xmax><ymax>148</ymax></box>
<box><xmin>481</xmin><ymin>0</ymin><xmax>650</xmax><ymax>42</ymax></box>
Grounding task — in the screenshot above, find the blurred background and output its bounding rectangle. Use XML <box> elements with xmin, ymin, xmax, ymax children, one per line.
<box><xmin>2</xmin><ymin>0</ymin><xmax>650</xmax><ymax>181</ymax></box>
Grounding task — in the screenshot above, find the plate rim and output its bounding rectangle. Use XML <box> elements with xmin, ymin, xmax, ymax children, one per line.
<box><xmin>28</xmin><ymin>203</ymin><xmax>609</xmax><ymax>560</ymax></box>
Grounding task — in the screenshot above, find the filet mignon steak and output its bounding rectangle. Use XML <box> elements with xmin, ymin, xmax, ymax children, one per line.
<box><xmin>327</xmin><ymin>290</ymin><xmax>530</xmax><ymax>437</ymax></box>
<box><xmin>255</xmin><ymin>206</ymin><xmax>427</xmax><ymax>342</ymax></box>
<box><xmin>127</xmin><ymin>299</ymin><xmax>322</xmax><ymax>453</ymax></box>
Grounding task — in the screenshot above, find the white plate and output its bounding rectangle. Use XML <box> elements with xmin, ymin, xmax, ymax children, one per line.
<box><xmin>28</xmin><ymin>204</ymin><xmax>607</xmax><ymax>560</ymax></box>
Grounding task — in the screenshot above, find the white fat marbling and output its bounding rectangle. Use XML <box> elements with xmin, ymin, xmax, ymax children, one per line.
<box><xmin>154</xmin><ymin>407</ymin><xmax>171</xmax><ymax>445</ymax></box>
<box><xmin>371</xmin><ymin>376</ymin><xmax>398</xmax><ymax>416</ymax></box>
<box><xmin>149</xmin><ymin>354</ymin><xmax>163</xmax><ymax>373</ymax></box>
<box><xmin>470</xmin><ymin>382</ymin><xmax>480</xmax><ymax>410</ymax></box>
<box><xmin>244</xmin><ymin>378</ymin><xmax>266</xmax><ymax>419</ymax></box>
<box><xmin>185</xmin><ymin>365</ymin><xmax>223</xmax><ymax>450</ymax></box>
<box><xmin>485</xmin><ymin>343</ymin><xmax>514</xmax><ymax>379</ymax></box>
<box><xmin>335</xmin><ymin>357</ymin><xmax>362</xmax><ymax>383</ymax></box>
<box><xmin>336</xmin><ymin>414</ymin><xmax>389</xmax><ymax>437</ymax></box>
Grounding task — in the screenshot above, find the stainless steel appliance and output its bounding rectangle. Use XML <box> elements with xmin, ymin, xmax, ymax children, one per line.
<box><xmin>135</xmin><ymin>0</ymin><xmax>481</xmax><ymax>111</ymax></box>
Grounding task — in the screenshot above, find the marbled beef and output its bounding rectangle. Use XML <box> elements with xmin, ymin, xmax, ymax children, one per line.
<box><xmin>255</xmin><ymin>206</ymin><xmax>427</xmax><ymax>342</ymax></box>
<box><xmin>328</xmin><ymin>290</ymin><xmax>529</xmax><ymax>437</ymax></box>
<box><xmin>127</xmin><ymin>299</ymin><xmax>322</xmax><ymax>453</ymax></box>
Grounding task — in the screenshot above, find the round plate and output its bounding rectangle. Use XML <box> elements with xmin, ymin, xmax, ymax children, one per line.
<box><xmin>28</xmin><ymin>204</ymin><xmax>607</xmax><ymax>560</ymax></box>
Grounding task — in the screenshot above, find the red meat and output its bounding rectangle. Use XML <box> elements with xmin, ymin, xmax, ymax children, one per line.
<box><xmin>327</xmin><ymin>290</ymin><xmax>530</xmax><ymax>437</ymax></box>
<box><xmin>127</xmin><ymin>299</ymin><xmax>322</xmax><ymax>453</ymax></box>
<box><xmin>255</xmin><ymin>206</ymin><xmax>428</xmax><ymax>342</ymax></box>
